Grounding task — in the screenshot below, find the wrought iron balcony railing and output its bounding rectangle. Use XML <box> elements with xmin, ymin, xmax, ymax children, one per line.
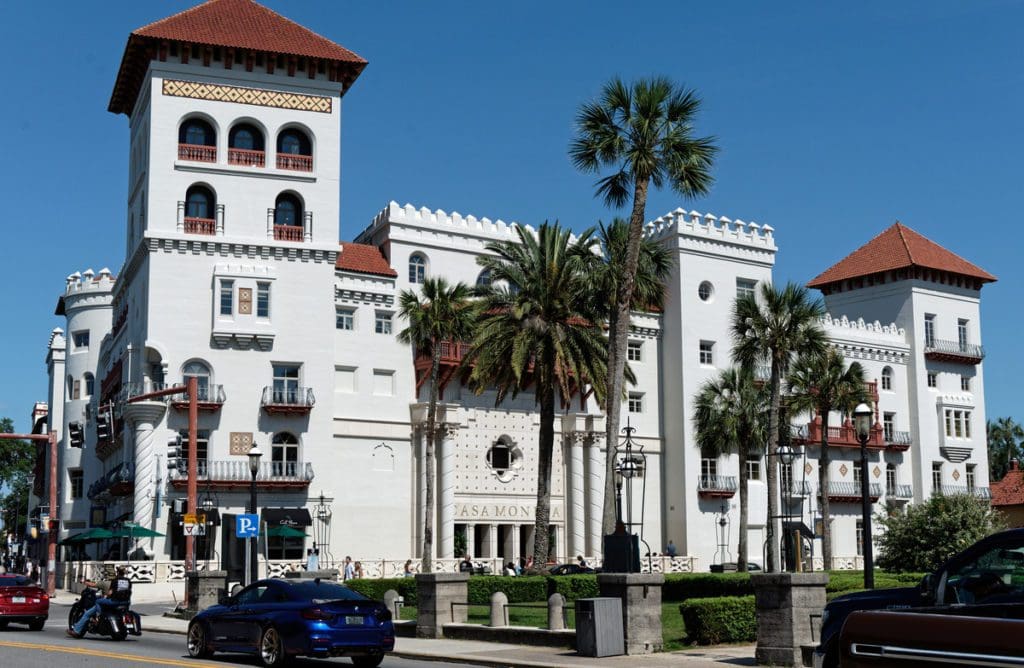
<box><xmin>789</xmin><ymin>481</ymin><xmax>812</xmax><ymax>496</ymax></box>
<box><xmin>697</xmin><ymin>475</ymin><xmax>737</xmax><ymax>493</ymax></box>
<box><xmin>170</xmin><ymin>459</ymin><xmax>314</xmax><ymax>484</ymax></box>
<box><xmin>178</xmin><ymin>143</ymin><xmax>216</xmax><ymax>162</ymax></box>
<box><xmin>822</xmin><ymin>481</ymin><xmax>882</xmax><ymax>499</ymax></box>
<box><xmin>885</xmin><ymin>431</ymin><xmax>913</xmax><ymax>450</ymax></box>
<box><xmin>261</xmin><ymin>386</ymin><xmax>315</xmax><ymax>407</ymax></box>
<box><xmin>923</xmin><ymin>338</ymin><xmax>985</xmax><ymax>363</ymax></box>
<box><xmin>887</xmin><ymin>483</ymin><xmax>913</xmax><ymax>499</ymax></box>
<box><xmin>939</xmin><ymin>485</ymin><xmax>991</xmax><ymax>499</ymax></box>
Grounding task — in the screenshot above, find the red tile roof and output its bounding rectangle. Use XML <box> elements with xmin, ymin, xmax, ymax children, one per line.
<box><xmin>807</xmin><ymin>223</ymin><xmax>996</xmax><ymax>288</ymax></box>
<box><xmin>336</xmin><ymin>243</ymin><xmax>398</xmax><ymax>278</ymax></box>
<box><xmin>991</xmin><ymin>461</ymin><xmax>1024</xmax><ymax>508</ymax></box>
<box><xmin>110</xmin><ymin>0</ymin><xmax>366</xmax><ymax>115</ymax></box>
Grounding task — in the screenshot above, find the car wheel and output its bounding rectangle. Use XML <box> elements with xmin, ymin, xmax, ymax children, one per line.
<box><xmin>351</xmin><ymin>654</ymin><xmax>384</xmax><ymax>668</ymax></box>
<box><xmin>28</xmin><ymin>619</ymin><xmax>44</xmax><ymax>631</ymax></box>
<box><xmin>259</xmin><ymin>626</ymin><xmax>289</xmax><ymax>667</ymax></box>
<box><xmin>187</xmin><ymin>621</ymin><xmax>213</xmax><ymax>658</ymax></box>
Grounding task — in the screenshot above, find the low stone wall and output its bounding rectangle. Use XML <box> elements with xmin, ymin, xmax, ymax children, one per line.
<box><xmin>441</xmin><ymin>623</ymin><xmax>576</xmax><ymax>648</ymax></box>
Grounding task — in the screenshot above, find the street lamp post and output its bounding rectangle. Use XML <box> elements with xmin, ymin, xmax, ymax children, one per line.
<box><xmin>777</xmin><ymin>445</ymin><xmax>795</xmax><ymax>571</ymax></box>
<box><xmin>20</xmin><ymin>473</ymin><xmax>35</xmax><ymax>559</ymax></box>
<box><xmin>853</xmin><ymin>402</ymin><xmax>875</xmax><ymax>589</ymax></box>
<box><xmin>200</xmin><ymin>482</ymin><xmax>216</xmax><ymax>568</ymax></box>
<box><xmin>247</xmin><ymin>445</ymin><xmax>263</xmax><ymax>586</ymax></box>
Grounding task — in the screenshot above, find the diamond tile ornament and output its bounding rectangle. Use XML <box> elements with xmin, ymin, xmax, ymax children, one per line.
<box><xmin>805</xmin><ymin>463</ymin><xmax>813</xmax><ymax>475</ymax></box>
<box><xmin>163</xmin><ymin>79</ymin><xmax>331</xmax><ymax>113</ymax></box>
<box><xmin>873</xmin><ymin>465</ymin><xmax>881</xmax><ymax>478</ymax></box>
<box><xmin>839</xmin><ymin>464</ymin><xmax>849</xmax><ymax>477</ymax></box>
<box><xmin>953</xmin><ymin>469</ymin><xmax>961</xmax><ymax>481</ymax></box>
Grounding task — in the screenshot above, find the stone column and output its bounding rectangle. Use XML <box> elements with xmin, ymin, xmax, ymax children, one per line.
<box><xmin>186</xmin><ymin>569</ymin><xmax>227</xmax><ymax>612</ymax></box>
<box><xmin>488</xmin><ymin>523</ymin><xmax>498</xmax><ymax>559</ymax></box>
<box><xmin>568</xmin><ymin>433</ymin><xmax>586</xmax><ymax>558</ymax></box>
<box><xmin>586</xmin><ymin>431</ymin><xmax>604</xmax><ymax>557</ymax></box>
<box><xmin>414</xmin><ymin>426</ymin><xmax>425</xmax><ymax>558</ymax></box>
<box><xmin>511</xmin><ymin>524</ymin><xmax>520</xmax><ymax>561</ymax></box>
<box><xmin>597</xmin><ymin>573</ymin><xmax>664</xmax><ymax>655</ymax></box>
<box><xmin>465</xmin><ymin>524</ymin><xmax>475</xmax><ymax>559</ymax></box>
<box><xmin>751</xmin><ymin>572</ymin><xmax>829</xmax><ymax>667</ymax></box>
<box><xmin>415</xmin><ymin>573</ymin><xmax>469</xmax><ymax>638</ymax></box>
<box><xmin>123</xmin><ymin>401</ymin><xmax>168</xmax><ymax>531</ymax></box>
<box><xmin>438</xmin><ymin>423</ymin><xmax>458</xmax><ymax>559</ymax></box>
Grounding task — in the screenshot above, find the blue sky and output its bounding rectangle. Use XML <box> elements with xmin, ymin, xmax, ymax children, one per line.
<box><xmin>1</xmin><ymin>1</ymin><xmax>1021</xmax><ymax>432</ymax></box>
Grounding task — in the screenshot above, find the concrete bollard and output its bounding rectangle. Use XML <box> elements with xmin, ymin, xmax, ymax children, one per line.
<box><xmin>489</xmin><ymin>591</ymin><xmax>508</xmax><ymax>627</ymax></box>
<box><xmin>547</xmin><ymin>593</ymin><xmax>565</xmax><ymax>631</ymax></box>
<box><xmin>383</xmin><ymin>589</ymin><xmax>403</xmax><ymax>620</ymax></box>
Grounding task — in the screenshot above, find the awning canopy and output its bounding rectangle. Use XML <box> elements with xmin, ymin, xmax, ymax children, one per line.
<box><xmin>262</xmin><ymin>507</ymin><xmax>312</xmax><ymax>528</ymax></box>
<box><xmin>783</xmin><ymin>520</ymin><xmax>815</xmax><ymax>540</ymax></box>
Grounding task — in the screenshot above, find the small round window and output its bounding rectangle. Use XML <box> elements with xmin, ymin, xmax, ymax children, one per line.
<box><xmin>698</xmin><ymin>281</ymin><xmax>714</xmax><ymax>302</ymax></box>
<box><xmin>486</xmin><ymin>438</ymin><xmax>523</xmax><ymax>483</ymax></box>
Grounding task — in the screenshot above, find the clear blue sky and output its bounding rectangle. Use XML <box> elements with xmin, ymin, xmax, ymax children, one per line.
<box><xmin>1</xmin><ymin>1</ymin><xmax>1021</xmax><ymax>433</ymax></box>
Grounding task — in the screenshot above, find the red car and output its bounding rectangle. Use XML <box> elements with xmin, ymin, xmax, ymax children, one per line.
<box><xmin>0</xmin><ymin>575</ymin><xmax>48</xmax><ymax>630</ymax></box>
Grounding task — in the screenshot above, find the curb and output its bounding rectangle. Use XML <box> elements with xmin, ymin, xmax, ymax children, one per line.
<box><xmin>390</xmin><ymin>651</ymin><xmax>563</xmax><ymax>668</ymax></box>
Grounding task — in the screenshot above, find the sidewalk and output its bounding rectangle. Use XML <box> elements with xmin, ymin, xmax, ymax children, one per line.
<box><xmin>51</xmin><ymin>592</ymin><xmax>756</xmax><ymax>667</ymax></box>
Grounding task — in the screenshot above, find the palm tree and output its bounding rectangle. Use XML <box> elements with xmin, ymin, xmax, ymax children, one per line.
<box><xmin>731</xmin><ymin>282</ymin><xmax>826</xmax><ymax>572</ymax></box>
<box><xmin>397</xmin><ymin>277</ymin><xmax>477</xmax><ymax>572</ymax></box>
<box><xmin>787</xmin><ymin>348</ymin><xmax>868</xmax><ymax>568</ymax></box>
<box><xmin>693</xmin><ymin>367</ymin><xmax>768</xmax><ymax>572</ymax></box>
<box><xmin>466</xmin><ymin>222</ymin><xmax>609</xmax><ymax>568</ymax></box>
<box><xmin>987</xmin><ymin>417</ymin><xmax>1024</xmax><ymax>481</ymax></box>
<box><xmin>570</xmin><ymin>77</ymin><xmax>718</xmax><ymax>536</ymax></box>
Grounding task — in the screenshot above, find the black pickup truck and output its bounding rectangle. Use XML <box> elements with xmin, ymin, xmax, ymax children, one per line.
<box><xmin>814</xmin><ymin>528</ymin><xmax>1024</xmax><ymax>668</ymax></box>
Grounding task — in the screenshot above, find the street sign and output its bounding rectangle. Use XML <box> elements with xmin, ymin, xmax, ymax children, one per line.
<box><xmin>236</xmin><ymin>514</ymin><xmax>259</xmax><ymax>539</ymax></box>
<box><xmin>183</xmin><ymin>523</ymin><xmax>206</xmax><ymax>536</ymax></box>
<box><xmin>183</xmin><ymin>513</ymin><xmax>198</xmax><ymax>525</ymax></box>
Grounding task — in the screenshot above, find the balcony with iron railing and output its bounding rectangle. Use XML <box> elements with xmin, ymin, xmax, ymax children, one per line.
<box><xmin>276</xmin><ymin>153</ymin><xmax>313</xmax><ymax>171</ymax></box>
<box><xmin>789</xmin><ymin>480</ymin><xmax>812</xmax><ymax>497</ymax></box>
<box><xmin>169</xmin><ymin>384</ymin><xmax>226</xmax><ymax>412</ymax></box>
<box><xmin>178</xmin><ymin>143</ymin><xmax>216</xmax><ymax>163</ymax></box>
<box><xmin>177</xmin><ymin>202</ymin><xmax>224</xmax><ymax>236</ymax></box>
<box><xmin>887</xmin><ymin>483</ymin><xmax>913</xmax><ymax>500</ymax></box>
<box><xmin>87</xmin><ymin>462</ymin><xmax>135</xmax><ymax>501</ymax></box>
<box><xmin>923</xmin><ymin>338</ymin><xmax>985</xmax><ymax>364</ymax></box>
<box><xmin>228</xmin><ymin>147</ymin><xmax>266</xmax><ymax>167</ymax></box>
<box><xmin>261</xmin><ymin>386</ymin><xmax>315</xmax><ymax>415</ymax></box>
<box><xmin>791</xmin><ymin>417</ymin><xmax>885</xmax><ymax>450</ymax></box>
<box><xmin>267</xmin><ymin>209</ymin><xmax>313</xmax><ymax>242</ymax></box>
<box><xmin>939</xmin><ymin>485</ymin><xmax>991</xmax><ymax>499</ymax></box>
<box><xmin>169</xmin><ymin>459</ymin><xmax>314</xmax><ymax>491</ymax></box>
<box><xmin>697</xmin><ymin>475</ymin><xmax>737</xmax><ymax>499</ymax></box>
<box><xmin>885</xmin><ymin>430</ymin><xmax>913</xmax><ymax>451</ymax></box>
<box><xmin>821</xmin><ymin>481</ymin><xmax>882</xmax><ymax>502</ymax></box>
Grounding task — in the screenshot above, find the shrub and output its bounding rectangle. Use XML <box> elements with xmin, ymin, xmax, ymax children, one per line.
<box><xmin>466</xmin><ymin>575</ymin><xmax>548</xmax><ymax>605</ymax></box>
<box><xmin>662</xmin><ymin>572</ymin><xmax>754</xmax><ymax>601</ymax></box>
<box><xmin>546</xmin><ymin>575</ymin><xmax>600</xmax><ymax>602</ymax></box>
<box><xmin>346</xmin><ymin>577</ymin><xmax>418</xmax><ymax>606</ymax></box>
<box><xmin>679</xmin><ymin>596</ymin><xmax>756</xmax><ymax>644</ymax></box>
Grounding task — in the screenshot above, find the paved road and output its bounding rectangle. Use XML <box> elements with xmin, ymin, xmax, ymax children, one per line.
<box><xmin>0</xmin><ymin>605</ymin><xmax>481</xmax><ymax>668</ymax></box>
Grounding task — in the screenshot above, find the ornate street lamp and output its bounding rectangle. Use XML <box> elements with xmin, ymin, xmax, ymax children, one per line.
<box><xmin>314</xmin><ymin>492</ymin><xmax>332</xmax><ymax>566</ymax></box>
<box><xmin>605</xmin><ymin>419</ymin><xmax>649</xmax><ymax>572</ymax></box>
<box><xmin>853</xmin><ymin>402</ymin><xmax>875</xmax><ymax>589</ymax></box>
<box><xmin>20</xmin><ymin>473</ymin><xmax>35</xmax><ymax>558</ymax></box>
<box><xmin>200</xmin><ymin>483</ymin><xmax>216</xmax><ymax>567</ymax></box>
<box><xmin>778</xmin><ymin>444</ymin><xmax>795</xmax><ymax>571</ymax></box>
<box><xmin>247</xmin><ymin>445</ymin><xmax>263</xmax><ymax>585</ymax></box>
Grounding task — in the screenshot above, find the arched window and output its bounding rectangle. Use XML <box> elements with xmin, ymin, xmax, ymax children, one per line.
<box><xmin>274</xmin><ymin>193</ymin><xmax>303</xmax><ymax>227</ymax></box>
<box><xmin>881</xmin><ymin>366</ymin><xmax>893</xmax><ymax>391</ymax></box>
<box><xmin>277</xmin><ymin>129</ymin><xmax>311</xmax><ymax>155</ymax></box>
<box><xmin>409</xmin><ymin>253</ymin><xmax>427</xmax><ymax>284</ymax></box>
<box><xmin>83</xmin><ymin>373</ymin><xmax>95</xmax><ymax>399</ymax></box>
<box><xmin>183</xmin><ymin>360</ymin><xmax>211</xmax><ymax>402</ymax></box>
<box><xmin>271</xmin><ymin>432</ymin><xmax>299</xmax><ymax>477</ymax></box>
<box><xmin>228</xmin><ymin>123</ymin><xmax>265</xmax><ymax>167</ymax></box>
<box><xmin>185</xmin><ymin>185</ymin><xmax>215</xmax><ymax>220</ymax></box>
<box><xmin>179</xmin><ymin>118</ymin><xmax>215</xmax><ymax>147</ymax></box>
<box><xmin>476</xmin><ymin>269</ymin><xmax>492</xmax><ymax>287</ymax></box>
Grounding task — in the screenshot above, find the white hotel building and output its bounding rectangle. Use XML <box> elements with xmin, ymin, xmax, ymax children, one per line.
<box><xmin>38</xmin><ymin>0</ymin><xmax>995</xmax><ymax>581</ymax></box>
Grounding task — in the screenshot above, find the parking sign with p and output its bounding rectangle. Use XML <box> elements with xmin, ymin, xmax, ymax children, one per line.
<box><xmin>236</xmin><ymin>513</ymin><xmax>259</xmax><ymax>539</ymax></box>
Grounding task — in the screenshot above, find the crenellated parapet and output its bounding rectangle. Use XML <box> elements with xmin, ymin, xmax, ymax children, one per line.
<box><xmin>360</xmin><ymin>201</ymin><xmax>529</xmax><ymax>243</ymax></box>
<box><xmin>65</xmin><ymin>267</ymin><xmax>116</xmax><ymax>294</ymax></box>
<box><xmin>822</xmin><ymin>313</ymin><xmax>910</xmax><ymax>364</ymax></box>
<box><xmin>821</xmin><ymin>313</ymin><xmax>906</xmax><ymax>342</ymax></box>
<box><xmin>644</xmin><ymin>207</ymin><xmax>776</xmax><ymax>249</ymax></box>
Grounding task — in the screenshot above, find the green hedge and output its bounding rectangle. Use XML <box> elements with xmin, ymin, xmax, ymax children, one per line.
<box><xmin>466</xmin><ymin>575</ymin><xmax>548</xmax><ymax>605</ymax></box>
<box><xmin>546</xmin><ymin>575</ymin><xmax>600</xmax><ymax>602</ymax></box>
<box><xmin>826</xmin><ymin>571</ymin><xmax>924</xmax><ymax>595</ymax></box>
<box><xmin>679</xmin><ymin>596</ymin><xmax>756</xmax><ymax>645</ymax></box>
<box><xmin>346</xmin><ymin>577</ymin><xmax>419</xmax><ymax>606</ymax></box>
<box><xmin>663</xmin><ymin>573</ymin><xmax>754</xmax><ymax>601</ymax></box>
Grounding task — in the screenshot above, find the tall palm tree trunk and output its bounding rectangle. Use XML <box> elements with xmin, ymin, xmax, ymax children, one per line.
<box><xmin>603</xmin><ymin>177</ymin><xmax>650</xmax><ymax>537</ymax></box>
<box><xmin>819</xmin><ymin>412</ymin><xmax>832</xmax><ymax>569</ymax></box>
<box><xmin>421</xmin><ymin>349</ymin><xmax>441</xmax><ymax>573</ymax></box>
<box><xmin>534</xmin><ymin>374</ymin><xmax>555</xmax><ymax>567</ymax></box>
<box><xmin>737</xmin><ymin>449</ymin><xmax>749</xmax><ymax>572</ymax></box>
<box><xmin>765</xmin><ymin>361</ymin><xmax>782</xmax><ymax>573</ymax></box>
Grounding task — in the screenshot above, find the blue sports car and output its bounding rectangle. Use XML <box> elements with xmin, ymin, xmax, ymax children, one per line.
<box><xmin>186</xmin><ymin>577</ymin><xmax>395</xmax><ymax>667</ymax></box>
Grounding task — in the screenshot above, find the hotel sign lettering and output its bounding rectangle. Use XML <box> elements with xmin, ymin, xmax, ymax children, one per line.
<box><xmin>455</xmin><ymin>503</ymin><xmax>562</xmax><ymax>520</ymax></box>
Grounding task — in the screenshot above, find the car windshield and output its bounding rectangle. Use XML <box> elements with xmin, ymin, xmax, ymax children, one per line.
<box><xmin>0</xmin><ymin>576</ymin><xmax>33</xmax><ymax>587</ymax></box>
<box><xmin>287</xmin><ymin>581</ymin><xmax>367</xmax><ymax>602</ymax></box>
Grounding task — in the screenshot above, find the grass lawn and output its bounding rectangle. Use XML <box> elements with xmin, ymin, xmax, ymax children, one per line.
<box><xmin>399</xmin><ymin>601</ymin><xmax>689</xmax><ymax>650</ymax></box>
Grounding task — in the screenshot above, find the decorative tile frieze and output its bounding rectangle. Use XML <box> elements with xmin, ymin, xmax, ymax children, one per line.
<box><xmin>162</xmin><ymin>78</ymin><xmax>332</xmax><ymax>113</ymax></box>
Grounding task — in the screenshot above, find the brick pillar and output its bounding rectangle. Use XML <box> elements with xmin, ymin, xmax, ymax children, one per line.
<box><xmin>752</xmin><ymin>572</ymin><xmax>829</xmax><ymax>666</ymax></box>
<box><xmin>597</xmin><ymin>572</ymin><xmax>664</xmax><ymax>655</ymax></box>
<box><xmin>415</xmin><ymin>573</ymin><xmax>469</xmax><ymax>639</ymax></box>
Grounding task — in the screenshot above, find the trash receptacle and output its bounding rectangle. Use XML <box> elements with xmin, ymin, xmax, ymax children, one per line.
<box><xmin>575</xmin><ymin>597</ymin><xmax>624</xmax><ymax>657</ymax></box>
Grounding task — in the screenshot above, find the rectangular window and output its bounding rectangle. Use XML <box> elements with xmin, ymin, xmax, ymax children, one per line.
<box><xmin>964</xmin><ymin>411</ymin><xmax>972</xmax><ymax>439</ymax></box>
<box><xmin>960</xmin><ymin>375</ymin><xmax>970</xmax><ymax>392</ymax></box>
<box><xmin>966</xmin><ymin>464</ymin><xmax>976</xmax><ymax>489</ymax></box>
<box><xmin>701</xmin><ymin>458</ymin><xmax>718</xmax><ymax>482</ymax></box>
<box><xmin>375</xmin><ymin>312</ymin><xmax>393</xmax><ymax>335</ymax></box>
<box><xmin>932</xmin><ymin>462</ymin><xmax>943</xmax><ymax>491</ymax></box>
<box><xmin>238</xmin><ymin>287</ymin><xmax>252</xmax><ymax>315</ymax></box>
<box><xmin>853</xmin><ymin>464</ymin><xmax>862</xmax><ymax>486</ymax></box>
<box><xmin>883</xmin><ymin>412</ymin><xmax>895</xmax><ymax>442</ymax></box>
<box><xmin>272</xmin><ymin>364</ymin><xmax>300</xmax><ymax>403</ymax></box>
<box><xmin>627</xmin><ymin>341</ymin><xmax>643</xmax><ymax>362</ymax></box>
<box><xmin>72</xmin><ymin>331</ymin><xmax>90</xmax><ymax>350</ymax></box>
<box><xmin>958</xmin><ymin>318</ymin><xmax>969</xmax><ymax>349</ymax></box>
<box><xmin>747</xmin><ymin>458</ymin><xmax>761</xmax><ymax>481</ymax></box>
<box><xmin>924</xmin><ymin>313</ymin><xmax>936</xmax><ymax>347</ymax></box>
<box><xmin>886</xmin><ymin>464</ymin><xmax>897</xmax><ymax>495</ymax></box>
<box><xmin>256</xmin><ymin>282</ymin><xmax>271</xmax><ymax>318</ymax></box>
<box><xmin>736</xmin><ymin>278</ymin><xmax>756</xmax><ymax>300</ymax></box>
<box><xmin>272</xmin><ymin>440</ymin><xmax>299</xmax><ymax>477</ymax></box>
<box><xmin>881</xmin><ymin>372</ymin><xmax>892</xmax><ymax>391</ymax></box>
<box><xmin>856</xmin><ymin>519</ymin><xmax>864</xmax><ymax>557</ymax></box>
<box><xmin>335</xmin><ymin>366</ymin><xmax>356</xmax><ymax>393</ymax></box>
<box><xmin>373</xmin><ymin>369</ymin><xmax>395</xmax><ymax>396</ymax></box>
<box><xmin>177</xmin><ymin>429</ymin><xmax>210</xmax><ymax>475</ymax></box>
<box><xmin>72</xmin><ymin>380</ymin><xmax>81</xmax><ymax>400</ymax></box>
<box><xmin>219</xmin><ymin>280</ymin><xmax>234</xmax><ymax>316</ymax></box>
<box><xmin>944</xmin><ymin>409</ymin><xmax>954</xmax><ymax>437</ymax></box>
<box><xmin>69</xmin><ymin>470</ymin><xmax>83</xmax><ymax>500</ymax></box>
<box><xmin>927</xmin><ymin>371</ymin><xmax>937</xmax><ymax>388</ymax></box>
<box><xmin>336</xmin><ymin>308</ymin><xmax>354</xmax><ymax>331</ymax></box>
<box><xmin>699</xmin><ymin>340</ymin><xmax>714</xmax><ymax>366</ymax></box>
<box><xmin>954</xmin><ymin>410</ymin><xmax>963</xmax><ymax>438</ymax></box>
<box><xmin>780</xmin><ymin>462</ymin><xmax>792</xmax><ymax>493</ymax></box>
<box><xmin>627</xmin><ymin>392</ymin><xmax>643</xmax><ymax>414</ymax></box>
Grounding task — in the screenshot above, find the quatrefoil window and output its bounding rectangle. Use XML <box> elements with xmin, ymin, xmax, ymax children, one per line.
<box><xmin>486</xmin><ymin>437</ymin><xmax>523</xmax><ymax>483</ymax></box>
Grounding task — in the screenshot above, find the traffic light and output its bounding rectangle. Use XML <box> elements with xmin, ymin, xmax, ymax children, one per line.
<box><xmin>68</xmin><ymin>421</ymin><xmax>84</xmax><ymax>448</ymax></box>
<box><xmin>167</xmin><ymin>434</ymin><xmax>183</xmax><ymax>471</ymax></box>
<box><xmin>95</xmin><ymin>406</ymin><xmax>112</xmax><ymax>442</ymax></box>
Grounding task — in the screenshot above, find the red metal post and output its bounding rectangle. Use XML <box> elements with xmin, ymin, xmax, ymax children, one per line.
<box><xmin>186</xmin><ymin>376</ymin><xmax>198</xmax><ymax>571</ymax></box>
<box><xmin>47</xmin><ymin>431</ymin><xmax>57</xmax><ymax>596</ymax></box>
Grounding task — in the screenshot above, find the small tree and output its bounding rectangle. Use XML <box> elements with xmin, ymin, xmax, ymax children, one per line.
<box><xmin>876</xmin><ymin>494</ymin><xmax>1006</xmax><ymax>573</ymax></box>
<box><xmin>987</xmin><ymin>417</ymin><xmax>1024</xmax><ymax>482</ymax></box>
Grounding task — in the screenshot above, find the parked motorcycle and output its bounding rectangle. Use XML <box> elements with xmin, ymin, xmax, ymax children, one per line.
<box><xmin>67</xmin><ymin>587</ymin><xmax>142</xmax><ymax>640</ymax></box>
